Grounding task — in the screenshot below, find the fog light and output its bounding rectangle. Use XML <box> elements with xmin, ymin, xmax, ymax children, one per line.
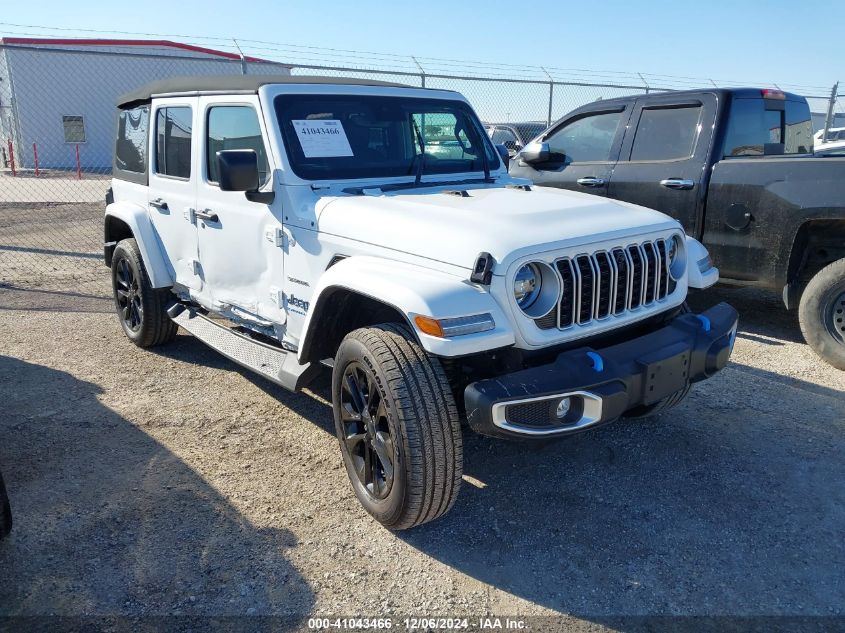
<box><xmin>555</xmin><ymin>397</ymin><xmax>571</xmax><ymax>419</ymax></box>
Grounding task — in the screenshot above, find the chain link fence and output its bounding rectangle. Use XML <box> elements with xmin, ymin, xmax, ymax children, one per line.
<box><xmin>0</xmin><ymin>37</ymin><xmax>841</xmax><ymax>305</ymax></box>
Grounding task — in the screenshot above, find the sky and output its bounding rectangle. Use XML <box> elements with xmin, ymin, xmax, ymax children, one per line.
<box><xmin>0</xmin><ymin>0</ymin><xmax>840</xmax><ymax>93</ymax></box>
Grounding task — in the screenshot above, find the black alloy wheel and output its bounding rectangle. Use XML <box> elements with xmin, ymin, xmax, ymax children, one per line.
<box><xmin>338</xmin><ymin>361</ymin><xmax>395</xmax><ymax>500</ymax></box>
<box><xmin>114</xmin><ymin>256</ymin><xmax>144</xmax><ymax>332</ymax></box>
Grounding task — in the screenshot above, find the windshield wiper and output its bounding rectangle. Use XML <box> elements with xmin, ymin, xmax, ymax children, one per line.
<box><xmin>410</xmin><ymin>114</ymin><xmax>426</xmax><ymax>187</ymax></box>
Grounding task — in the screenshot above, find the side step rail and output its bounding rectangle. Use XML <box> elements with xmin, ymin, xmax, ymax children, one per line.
<box><xmin>167</xmin><ymin>304</ymin><xmax>318</xmax><ymax>392</ymax></box>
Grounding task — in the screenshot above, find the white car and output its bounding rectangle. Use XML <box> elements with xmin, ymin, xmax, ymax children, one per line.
<box><xmin>104</xmin><ymin>76</ymin><xmax>737</xmax><ymax>529</ymax></box>
<box><xmin>814</xmin><ymin>127</ymin><xmax>845</xmax><ymax>155</ymax></box>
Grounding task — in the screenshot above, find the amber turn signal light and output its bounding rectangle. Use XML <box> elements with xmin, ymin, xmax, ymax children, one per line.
<box><xmin>414</xmin><ymin>315</ymin><xmax>445</xmax><ymax>338</ymax></box>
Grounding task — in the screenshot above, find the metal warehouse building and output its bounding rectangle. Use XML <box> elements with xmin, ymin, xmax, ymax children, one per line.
<box><xmin>0</xmin><ymin>38</ymin><xmax>290</xmax><ymax>172</ymax></box>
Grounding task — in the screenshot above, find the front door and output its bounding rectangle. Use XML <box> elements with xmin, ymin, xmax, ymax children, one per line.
<box><xmin>515</xmin><ymin>106</ymin><xmax>631</xmax><ymax>197</ymax></box>
<box><xmin>607</xmin><ymin>94</ymin><xmax>717</xmax><ymax>236</ymax></box>
<box><xmin>195</xmin><ymin>96</ymin><xmax>285</xmax><ymax>325</ymax></box>
<box><xmin>147</xmin><ymin>100</ymin><xmax>201</xmax><ymax>291</ymax></box>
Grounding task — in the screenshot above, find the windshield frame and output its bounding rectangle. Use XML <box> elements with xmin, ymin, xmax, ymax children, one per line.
<box><xmin>272</xmin><ymin>91</ymin><xmax>501</xmax><ymax>183</ymax></box>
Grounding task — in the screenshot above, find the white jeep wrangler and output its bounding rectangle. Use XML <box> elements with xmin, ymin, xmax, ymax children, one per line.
<box><xmin>105</xmin><ymin>75</ymin><xmax>738</xmax><ymax>529</ymax></box>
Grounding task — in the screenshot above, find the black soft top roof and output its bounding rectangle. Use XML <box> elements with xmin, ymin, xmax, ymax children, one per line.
<box><xmin>117</xmin><ymin>74</ymin><xmax>416</xmax><ymax>108</ymax></box>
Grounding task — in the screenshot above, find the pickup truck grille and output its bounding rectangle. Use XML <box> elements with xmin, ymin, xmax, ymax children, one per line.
<box><xmin>536</xmin><ymin>239</ymin><xmax>676</xmax><ymax>330</ymax></box>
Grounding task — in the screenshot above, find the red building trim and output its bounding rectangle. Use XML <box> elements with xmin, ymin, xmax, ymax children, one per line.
<box><xmin>0</xmin><ymin>37</ymin><xmax>266</xmax><ymax>63</ymax></box>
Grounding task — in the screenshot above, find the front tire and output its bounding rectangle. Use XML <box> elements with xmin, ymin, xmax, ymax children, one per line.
<box><xmin>799</xmin><ymin>258</ymin><xmax>845</xmax><ymax>370</ymax></box>
<box><xmin>111</xmin><ymin>238</ymin><xmax>178</xmax><ymax>348</ymax></box>
<box><xmin>331</xmin><ymin>324</ymin><xmax>462</xmax><ymax>530</ymax></box>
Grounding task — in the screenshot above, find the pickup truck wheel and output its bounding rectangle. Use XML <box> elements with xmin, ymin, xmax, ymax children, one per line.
<box><xmin>332</xmin><ymin>324</ymin><xmax>462</xmax><ymax>530</ymax></box>
<box><xmin>799</xmin><ymin>258</ymin><xmax>845</xmax><ymax>370</ymax></box>
<box><xmin>111</xmin><ymin>238</ymin><xmax>178</xmax><ymax>348</ymax></box>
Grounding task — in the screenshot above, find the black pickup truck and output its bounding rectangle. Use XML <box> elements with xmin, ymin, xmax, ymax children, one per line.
<box><xmin>510</xmin><ymin>88</ymin><xmax>845</xmax><ymax>369</ymax></box>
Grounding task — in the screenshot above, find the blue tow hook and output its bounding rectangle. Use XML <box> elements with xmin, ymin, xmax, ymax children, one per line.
<box><xmin>695</xmin><ymin>314</ymin><xmax>711</xmax><ymax>332</ymax></box>
<box><xmin>586</xmin><ymin>351</ymin><xmax>604</xmax><ymax>373</ymax></box>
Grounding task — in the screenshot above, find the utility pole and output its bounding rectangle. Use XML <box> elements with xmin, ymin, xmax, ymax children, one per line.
<box><xmin>233</xmin><ymin>39</ymin><xmax>247</xmax><ymax>75</ymax></box>
<box><xmin>541</xmin><ymin>67</ymin><xmax>554</xmax><ymax>127</ymax></box>
<box><xmin>823</xmin><ymin>82</ymin><xmax>839</xmax><ymax>144</ymax></box>
<box><xmin>411</xmin><ymin>56</ymin><xmax>426</xmax><ymax>88</ymax></box>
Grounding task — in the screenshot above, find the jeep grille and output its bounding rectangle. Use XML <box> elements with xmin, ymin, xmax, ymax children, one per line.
<box><xmin>535</xmin><ymin>239</ymin><xmax>676</xmax><ymax>331</ymax></box>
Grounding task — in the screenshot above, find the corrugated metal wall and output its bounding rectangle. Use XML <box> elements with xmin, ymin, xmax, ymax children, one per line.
<box><xmin>2</xmin><ymin>43</ymin><xmax>290</xmax><ymax>171</ymax></box>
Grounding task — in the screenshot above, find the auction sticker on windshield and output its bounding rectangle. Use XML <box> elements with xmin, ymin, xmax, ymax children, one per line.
<box><xmin>292</xmin><ymin>120</ymin><xmax>354</xmax><ymax>158</ymax></box>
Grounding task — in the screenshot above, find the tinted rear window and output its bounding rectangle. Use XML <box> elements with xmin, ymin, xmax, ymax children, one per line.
<box><xmin>723</xmin><ymin>98</ymin><xmax>813</xmax><ymax>157</ymax></box>
<box><xmin>115</xmin><ymin>106</ymin><xmax>149</xmax><ymax>174</ymax></box>
<box><xmin>630</xmin><ymin>105</ymin><xmax>702</xmax><ymax>161</ymax></box>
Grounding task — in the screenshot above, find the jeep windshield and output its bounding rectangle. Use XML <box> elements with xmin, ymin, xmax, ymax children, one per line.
<box><xmin>274</xmin><ymin>94</ymin><xmax>500</xmax><ymax>181</ymax></box>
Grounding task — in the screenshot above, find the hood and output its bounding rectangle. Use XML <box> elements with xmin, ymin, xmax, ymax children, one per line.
<box><xmin>316</xmin><ymin>185</ymin><xmax>680</xmax><ymax>273</ymax></box>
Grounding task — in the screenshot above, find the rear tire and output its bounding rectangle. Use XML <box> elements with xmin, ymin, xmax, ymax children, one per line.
<box><xmin>111</xmin><ymin>238</ymin><xmax>178</xmax><ymax>348</ymax></box>
<box><xmin>799</xmin><ymin>258</ymin><xmax>845</xmax><ymax>370</ymax></box>
<box><xmin>331</xmin><ymin>324</ymin><xmax>462</xmax><ymax>530</ymax></box>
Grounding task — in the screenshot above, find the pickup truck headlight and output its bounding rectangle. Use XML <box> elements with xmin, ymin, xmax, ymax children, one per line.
<box><xmin>513</xmin><ymin>261</ymin><xmax>560</xmax><ymax>319</ymax></box>
<box><xmin>667</xmin><ymin>235</ymin><xmax>686</xmax><ymax>280</ymax></box>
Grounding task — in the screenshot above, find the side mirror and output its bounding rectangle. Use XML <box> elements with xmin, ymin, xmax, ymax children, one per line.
<box><xmin>217</xmin><ymin>149</ymin><xmax>259</xmax><ymax>192</ymax></box>
<box><xmin>520</xmin><ymin>141</ymin><xmax>555</xmax><ymax>165</ymax></box>
<box><xmin>495</xmin><ymin>144</ymin><xmax>510</xmax><ymax>169</ymax></box>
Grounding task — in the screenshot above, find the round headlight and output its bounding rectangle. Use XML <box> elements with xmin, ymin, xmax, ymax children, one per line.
<box><xmin>513</xmin><ymin>262</ymin><xmax>560</xmax><ymax>319</ymax></box>
<box><xmin>514</xmin><ymin>263</ymin><xmax>541</xmax><ymax>309</ymax></box>
<box><xmin>667</xmin><ymin>235</ymin><xmax>685</xmax><ymax>280</ymax></box>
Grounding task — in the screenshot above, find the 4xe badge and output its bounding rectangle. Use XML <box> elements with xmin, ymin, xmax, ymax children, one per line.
<box><xmin>286</xmin><ymin>294</ymin><xmax>310</xmax><ymax>315</ymax></box>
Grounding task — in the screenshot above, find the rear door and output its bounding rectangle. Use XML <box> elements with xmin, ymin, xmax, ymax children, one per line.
<box><xmin>607</xmin><ymin>94</ymin><xmax>717</xmax><ymax>236</ymax></box>
<box><xmin>702</xmin><ymin>94</ymin><xmax>815</xmax><ymax>282</ymax></box>
<box><xmin>514</xmin><ymin>106</ymin><xmax>631</xmax><ymax>196</ymax></box>
<box><xmin>147</xmin><ymin>99</ymin><xmax>201</xmax><ymax>291</ymax></box>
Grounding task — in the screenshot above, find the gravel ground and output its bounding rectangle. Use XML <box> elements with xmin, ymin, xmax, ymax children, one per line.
<box><xmin>0</xmin><ymin>279</ymin><xmax>844</xmax><ymax>631</ymax></box>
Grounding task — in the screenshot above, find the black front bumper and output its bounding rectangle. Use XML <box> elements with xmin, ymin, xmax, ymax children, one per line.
<box><xmin>464</xmin><ymin>302</ymin><xmax>738</xmax><ymax>439</ymax></box>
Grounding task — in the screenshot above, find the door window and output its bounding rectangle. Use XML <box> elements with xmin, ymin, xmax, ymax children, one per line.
<box><xmin>491</xmin><ymin>127</ymin><xmax>519</xmax><ymax>150</ymax></box>
<box><xmin>546</xmin><ymin>111</ymin><xmax>623</xmax><ymax>163</ymax></box>
<box><xmin>629</xmin><ymin>105</ymin><xmax>702</xmax><ymax>161</ymax></box>
<box><xmin>206</xmin><ymin>106</ymin><xmax>270</xmax><ymax>185</ymax></box>
<box><xmin>723</xmin><ymin>98</ymin><xmax>813</xmax><ymax>156</ymax></box>
<box><xmin>155</xmin><ymin>107</ymin><xmax>193</xmax><ymax>179</ymax></box>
